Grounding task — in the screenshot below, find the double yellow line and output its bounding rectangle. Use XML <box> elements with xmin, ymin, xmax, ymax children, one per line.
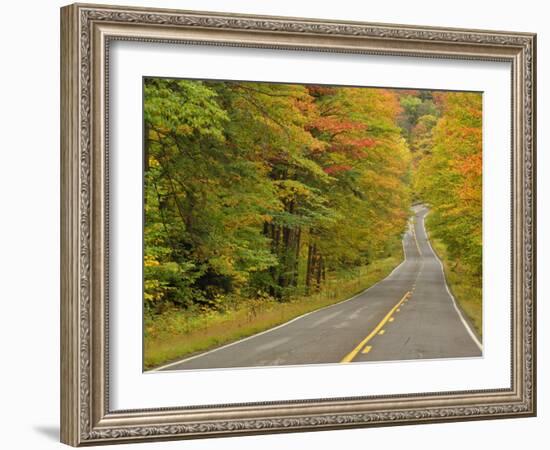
<box><xmin>340</xmin><ymin>291</ymin><xmax>411</xmax><ymax>363</ymax></box>
<box><xmin>411</xmin><ymin>222</ymin><xmax>422</xmax><ymax>256</ymax></box>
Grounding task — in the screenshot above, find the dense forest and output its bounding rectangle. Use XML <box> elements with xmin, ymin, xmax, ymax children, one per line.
<box><xmin>143</xmin><ymin>79</ymin><xmax>482</xmax><ymax>366</ymax></box>
<box><xmin>413</xmin><ymin>92</ymin><xmax>483</xmax><ymax>277</ymax></box>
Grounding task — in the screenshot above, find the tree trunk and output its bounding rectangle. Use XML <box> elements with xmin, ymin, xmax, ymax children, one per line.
<box><xmin>306</xmin><ymin>243</ymin><xmax>314</xmax><ymax>294</ymax></box>
<box><xmin>293</xmin><ymin>227</ymin><xmax>301</xmax><ymax>287</ymax></box>
<box><xmin>316</xmin><ymin>255</ymin><xmax>322</xmax><ymax>289</ymax></box>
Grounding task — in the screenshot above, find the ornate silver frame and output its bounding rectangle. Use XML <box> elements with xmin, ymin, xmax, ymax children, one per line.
<box><xmin>60</xmin><ymin>3</ymin><xmax>536</xmax><ymax>446</ymax></box>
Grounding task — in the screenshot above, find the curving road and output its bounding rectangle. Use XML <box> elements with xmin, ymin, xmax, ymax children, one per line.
<box><xmin>156</xmin><ymin>205</ymin><xmax>482</xmax><ymax>372</ymax></box>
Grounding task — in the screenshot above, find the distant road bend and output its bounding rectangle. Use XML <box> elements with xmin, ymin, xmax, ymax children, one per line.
<box><xmin>156</xmin><ymin>205</ymin><xmax>482</xmax><ymax>372</ymax></box>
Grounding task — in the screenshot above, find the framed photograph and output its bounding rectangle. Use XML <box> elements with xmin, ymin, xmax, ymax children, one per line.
<box><xmin>60</xmin><ymin>3</ymin><xmax>536</xmax><ymax>446</ymax></box>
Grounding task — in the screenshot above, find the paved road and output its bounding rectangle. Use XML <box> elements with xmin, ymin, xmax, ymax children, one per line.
<box><xmin>157</xmin><ymin>205</ymin><xmax>482</xmax><ymax>372</ymax></box>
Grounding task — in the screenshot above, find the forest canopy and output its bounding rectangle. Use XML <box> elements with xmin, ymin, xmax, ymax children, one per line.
<box><xmin>143</xmin><ymin>79</ymin><xmax>482</xmax><ymax>321</ymax></box>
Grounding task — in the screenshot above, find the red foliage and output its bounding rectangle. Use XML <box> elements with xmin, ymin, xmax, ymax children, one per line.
<box><xmin>345</xmin><ymin>137</ymin><xmax>376</xmax><ymax>148</ymax></box>
<box><xmin>456</xmin><ymin>153</ymin><xmax>482</xmax><ymax>177</ymax></box>
<box><xmin>308</xmin><ymin>116</ymin><xmax>366</xmax><ymax>135</ymax></box>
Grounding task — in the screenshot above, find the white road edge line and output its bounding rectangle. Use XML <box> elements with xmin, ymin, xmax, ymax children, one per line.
<box><xmin>151</xmin><ymin>230</ymin><xmax>411</xmax><ymax>372</ymax></box>
<box><xmin>419</xmin><ymin>210</ymin><xmax>483</xmax><ymax>352</ymax></box>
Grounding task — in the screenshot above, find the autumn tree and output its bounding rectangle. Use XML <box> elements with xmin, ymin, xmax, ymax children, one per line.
<box><xmin>143</xmin><ymin>78</ymin><xmax>413</xmax><ymax>313</ymax></box>
<box><xmin>415</xmin><ymin>92</ymin><xmax>482</xmax><ymax>275</ymax></box>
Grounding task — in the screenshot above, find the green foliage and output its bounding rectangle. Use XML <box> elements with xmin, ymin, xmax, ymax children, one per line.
<box><xmin>143</xmin><ymin>78</ymin><xmax>412</xmax><ymax>314</ymax></box>
<box><xmin>397</xmin><ymin>92</ymin><xmax>439</xmax><ymax>139</ymax></box>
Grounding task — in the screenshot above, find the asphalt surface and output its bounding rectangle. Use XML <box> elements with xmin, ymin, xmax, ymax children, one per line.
<box><xmin>157</xmin><ymin>205</ymin><xmax>482</xmax><ymax>372</ymax></box>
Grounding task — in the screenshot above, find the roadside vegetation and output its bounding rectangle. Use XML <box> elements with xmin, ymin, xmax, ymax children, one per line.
<box><xmin>145</xmin><ymin>246</ymin><xmax>402</xmax><ymax>369</ymax></box>
<box><xmin>427</xmin><ymin>233</ymin><xmax>482</xmax><ymax>337</ymax></box>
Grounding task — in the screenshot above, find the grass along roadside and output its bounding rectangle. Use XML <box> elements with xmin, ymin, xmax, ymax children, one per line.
<box><xmin>426</xmin><ymin>233</ymin><xmax>483</xmax><ymax>339</ymax></box>
<box><xmin>144</xmin><ymin>251</ymin><xmax>403</xmax><ymax>370</ymax></box>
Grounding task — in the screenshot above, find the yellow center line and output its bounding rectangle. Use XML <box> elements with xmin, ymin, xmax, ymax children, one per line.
<box><xmin>362</xmin><ymin>345</ymin><xmax>372</xmax><ymax>354</ymax></box>
<box><xmin>340</xmin><ymin>291</ymin><xmax>411</xmax><ymax>363</ymax></box>
<box><xmin>412</xmin><ymin>225</ymin><xmax>422</xmax><ymax>256</ymax></box>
